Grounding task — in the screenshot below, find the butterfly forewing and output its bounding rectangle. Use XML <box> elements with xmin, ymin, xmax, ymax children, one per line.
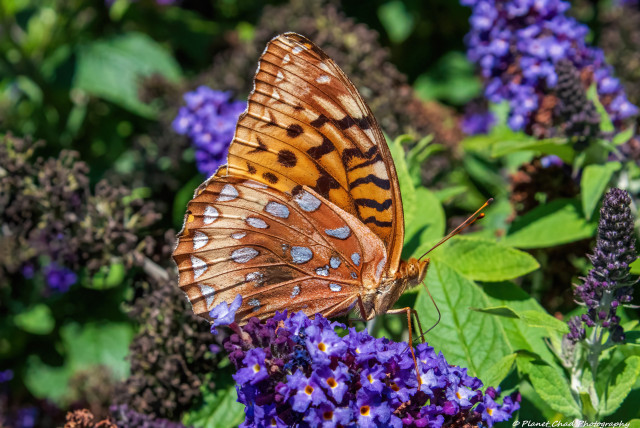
<box><xmin>227</xmin><ymin>33</ymin><xmax>404</xmax><ymax>271</ymax></box>
<box><xmin>173</xmin><ymin>176</ymin><xmax>387</xmax><ymax>323</ymax></box>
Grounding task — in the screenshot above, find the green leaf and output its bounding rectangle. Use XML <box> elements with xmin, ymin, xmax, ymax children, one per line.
<box><xmin>389</xmin><ymin>136</ymin><xmax>417</xmax><ymax>230</ymax></box>
<box><xmin>173</xmin><ymin>175</ymin><xmax>206</xmax><ymax>229</ymax></box>
<box><xmin>600</xmin><ymin>355</ymin><xmax>640</xmax><ymax>416</ymax></box>
<box><xmin>402</xmin><ymin>187</ymin><xmax>445</xmax><ymax>259</ymax></box>
<box><xmin>433</xmin><ymin>186</ymin><xmax>467</xmax><ymax>203</ymax></box>
<box><xmin>482</xmin><ymin>353</ymin><xmax>517</xmax><ymax>388</ymax></box>
<box><xmin>504</xmin><ymin>199</ymin><xmax>596</xmax><ymax>249</ymax></box>
<box><xmin>24</xmin><ymin>322</ymin><xmax>133</xmax><ymax>403</ymax></box>
<box><xmin>629</xmin><ymin>420</ymin><xmax>640</xmax><ymax>428</ymax></box>
<box><xmin>631</xmin><ymin>259</ymin><xmax>640</xmax><ymax>275</ymax></box>
<box><xmin>581</xmin><ymin>162</ymin><xmax>621</xmax><ymax>220</ymax></box>
<box><xmin>90</xmin><ymin>262</ymin><xmax>126</xmax><ymax>289</ymax></box>
<box><xmin>183</xmin><ymin>382</ymin><xmax>245</xmax><ymax>428</ymax></box>
<box><xmin>377</xmin><ymin>0</ymin><xmax>414</xmax><ymax>44</ymax></box>
<box><xmin>516</xmin><ymin>353</ymin><xmax>581</xmax><ymax>418</ymax></box>
<box><xmin>433</xmin><ymin>236</ymin><xmax>539</xmax><ymax>282</ymax></box>
<box><xmin>586</xmin><ymin>84</ymin><xmax>613</xmax><ymax>133</ymax></box>
<box><xmin>492</xmin><ymin>137</ymin><xmax>575</xmax><ymax>163</ymax></box>
<box><xmin>74</xmin><ymin>32</ymin><xmax>182</xmax><ymax>117</ymax></box>
<box><xmin>613</xmin><ymin>126</ymin><xmax>635</xmax><ymax>146</ymax></box>
<box><xmin>472</xmin><ymin>306</ymin><xmax>569</xmax><ymax>333</ymax></box>
<box><xmin>413</xmin><ymin>52</ymin><xmax>481</xmax><ymax>105</ymax></box>
<box><xmin>415</xmin><ymin>261</ymin><xmax>512</xmax><ymax>381</ymax></box>
<box><xmin>14</xmin><ymin>303</ymin><xmax>55</xmax><ymax>335</ymax></box>
<box><xmin>481</xmin><ymin>282</ymin><xmax>559</xmax><ymax>363</ymax></box>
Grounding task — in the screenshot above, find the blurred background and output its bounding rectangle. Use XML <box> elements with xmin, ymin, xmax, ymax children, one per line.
<box><xmin>1</xmin><ymin>0</ymin><xmax>639</xmax><ymax>426</ymax></box>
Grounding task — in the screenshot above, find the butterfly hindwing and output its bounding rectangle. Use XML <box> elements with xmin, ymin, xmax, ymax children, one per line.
<box><xmin>173</xmin><ymin>176</ymin><xmax>387</xmax><ymax>322</ymax></box>
<box><xmin>227</xmin><ymin>33</ymin><xmax>404</xmax><ymax>272</ymax></box>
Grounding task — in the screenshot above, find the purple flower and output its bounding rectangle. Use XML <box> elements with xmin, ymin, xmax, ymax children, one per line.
<box><xmin>568</xmin><ymin>188</ymin><xmax>637</xmax><ymax>343</ymax></box>
<box><xmin>224</xmin><ymin>311</ymin><xmax>520</xmax><ymax>427</ymax></box>
<box><xmin>209</xmin><ymin>294</ymin><xmax>242</xmax><ymax>334</ymax></box>
<box><xmin>172</xmin><ymin>87</ymin><xmax>245</xmax><ymax>176</ymax></box>
<box><xmin>462</xmin><ymin>0</ymin><xmax>638</xmax><ymax>139</ymax></box>
<box><xmin>477</xmin><ymin>392</ymin><xmax>513</xmax><ymax>425</ymax></box>
<box><xmin>43</xmin><ymin>263</ymin><xmax>77</xmax><ymax>293</ymax></box>
<box><xmin>287</xmin><ymin>370</ymin><xmax>328</xmax><ymax>412</ymax></box>
<box><xmin>233</xmin><ymin>348</ymin><xmax>269</xmax><ymax>385</ymax></box>
<box><xmin>0</xmin><ymin>369</ymin><xmax>13</xmax><ymax>383</ymax></box>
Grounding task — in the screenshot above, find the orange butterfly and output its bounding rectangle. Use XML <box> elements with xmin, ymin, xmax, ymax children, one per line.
<box><xmin>173</xmin><ymin>33</ymin><xmax>431</xmax><ymax>329</ymax></box>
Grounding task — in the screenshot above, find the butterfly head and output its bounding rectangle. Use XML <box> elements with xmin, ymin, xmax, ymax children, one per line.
<box><xmin>404</xmin><ymin>257</ymin><xmax>430</xmax><ymax>288</ymax></box>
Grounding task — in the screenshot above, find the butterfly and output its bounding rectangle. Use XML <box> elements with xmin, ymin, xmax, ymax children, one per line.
<box><xmin>172</xmin><ymin>32</ymin><xmax>431</xmax><ymax>328</ymax></box>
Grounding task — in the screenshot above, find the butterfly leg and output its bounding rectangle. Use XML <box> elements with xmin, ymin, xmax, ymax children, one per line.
<box><xmin>347</xmin><ymin>295</ymin><xmax>369</xmax><ymax>329</ymax></box>
<box><xmin>385</xmin><ymin>306</ymin><xmax>423</xmax><ymax>390</ymax></box>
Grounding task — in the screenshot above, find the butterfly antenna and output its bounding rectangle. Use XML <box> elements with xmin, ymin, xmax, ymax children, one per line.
<box><xmin>418</xmin><ymin>198</ymin><xmax>493</xmax><ymax>261</ymax></box>
<box><xmin>414</xmin><ymin>280</ymin><xmax>441</xmax><ymax>343</ymax></box>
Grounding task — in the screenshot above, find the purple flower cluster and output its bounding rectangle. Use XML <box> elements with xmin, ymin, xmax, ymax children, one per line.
<box><xmin>568</xmin><ymin>188</ymin><xmax>637</xmax><ymax>343</ymax></box>
<box><xmin>172</xmin><ymin>87</ymin><xmax>245</xmax><ymax>177</ymax></box>
<box><xmin>43</xmin><ymin>262</ymin><xmax>77</xmax><ymax>293</ymax></box>
<box><xmin>462</xmin><ymin>0</ymin><xmax>638</xmax><ymax>134</ymax></box>
<box><xmin>461</xmin><ymin>111</ymin><xmax>496</xmax><ymax>136</ymax></box>
<box><xmin>224</xmin><ymin>310</ymin><xmax>519</xmax><ymax>428</ymax></box>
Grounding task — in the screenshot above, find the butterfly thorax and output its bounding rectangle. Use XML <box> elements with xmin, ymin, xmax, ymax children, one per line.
<box><xmin>364</xmin><ymin>258</ymin><xmax>429</xmax><ymax>320</ymax></box>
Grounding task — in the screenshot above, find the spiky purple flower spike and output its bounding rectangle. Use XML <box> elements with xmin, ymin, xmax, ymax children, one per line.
<box><xmin>570</xmin><ymin>188</ymin><xmax>637</xmax><ymax>344</ymax></box>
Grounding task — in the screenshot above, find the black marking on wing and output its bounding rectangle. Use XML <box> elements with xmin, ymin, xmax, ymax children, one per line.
<box><xmin>336</xmin><ymin>115</ymin><xmax>372</xmax><ymax>131</ymax></box>
<box><xmin>263</xmin><ymin>172</ymin><xmax>279</xmax><ymax>184</ymax></box>
<box><xmin>310</xmin><ymin>114</ymin><xmax>330</xmax><ymax>128</ymax></box>
<box><xmin>350</xmin><ymin>174</ymin><xmax>391</xmax><ymax>190</ymax></box>
<box><xmin>277</xmin><ymin>149</ymin><xmax>297</xmax><ymax>167</ymax></box>
<box><xmin>287</xmin><ymin>123</ymin><xmax>304</xmax><ymax>138</ymax></box>
<box><xmin>342</xmin><ymin>146</ymin><xmax>378</xmax><ymax>167</ymax></box>
<box><xmin>249</xmin><ymin>137</ymin><xmax>268</xmax><ymax>154</ymax></box>
<box><xmin>307</xmin><ymin>136</ymin><xmax>336</xmax><ymax>159</ymax></box>
<box><xmin>362</xmin><ymin>216</ymin><xmax>393</xmax><ymax>227</ymax></box>
<box><xmin>313</xmin><ymin>170</ymin><xmax>341</xmax><ymax>199</ymax></box>
<box><xmin>355</xmin><ymin>198</ymin><xmax>393</xmax><ymax>212</ymax></box>
<box><xmin>348</xmin><ymin>152</ymin><xmax>383</xmax><ymax>172</ymax></box>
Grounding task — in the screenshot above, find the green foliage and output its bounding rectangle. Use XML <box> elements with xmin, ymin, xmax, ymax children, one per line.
<box><xmin>581</xmin><ymin>162</ymin><xmax>621</xmax><ymax>220</ymax></box>
<box><xmin>182</xmin><ymin>378</ymin><xmax>245</xmax><ymax>428</ymax></box>
<box><xmin>504</xmin><ymin>199</ymin><xmax>596</xmax><ymax>248</ymax></box>
<box><xmin>74</xmin><ymin>32</ymin><xmax>182</xmax><ymax>117</ymax></box>
<box><xmin>24</xmin><ymin>322</ymin><xmax>133</xmax><ymax>403</ymax></box>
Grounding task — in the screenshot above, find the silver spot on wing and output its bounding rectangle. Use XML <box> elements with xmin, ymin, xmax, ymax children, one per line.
<box><xmin>265</xmin><ymin>201</ymin><xmax>290</xmax><ymax>219</ymax></box>
<box><xmin>325</xmin><ymin>226</ymin><xmax>351</xmax><ymax>240</ymax></box>
<box><xmin>190</xmin><ymin>255</ymin><xmax>207</xmax><ymax>279</ymax></box>
<box><xmin>246</xmin><ymin>217</ymin><xmax>268</xmax><ymax>229</ymax></box>
<box><xmin>291</xmin><ymin>246</ymin><xmax>313</xmax><ymax>264</ymax></box>
<box><xmin>203</xmin><ymin>206</ymin><xmax>219</xmax><ymax>224</ymax></box>
<box><xmin>293</xmin><ymin>190</ymin><xmax>321</xmax><ymax>212</ymax></box>
<box><xmin>231</xmin><ymin>248</ymin><xmax>259</xmax><ymax>264</ymax></box>
<box><xmin>193</xmin><ymin>231</ymin><xmax>209</xmax><ymax>250</ymax></box>
<box><xmin>217</xmin><ymin>184</ymin><xmax>239</xmax><ymax>202</ymax></box>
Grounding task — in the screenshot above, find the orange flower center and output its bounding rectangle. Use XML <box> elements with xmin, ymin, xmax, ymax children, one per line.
<box><xmin>391</xmin><ymin>382</ymin><xmax>400</xmax><ymax>392</ymax></box>
<box><xmin>318</xmin><ymin>342</ymin><xmax>327</xmax><ymax>352</ymax></box>
<box><xmin>488</xmin><ymin>408</ymin><xmax>494</xmax><ymax>416</ymax></box>
<box><xmin>323</xmin><ymin>411</ymin><xmax>333</xmax><ymax>420</ymax></box>
<box><xmin>253</xmin><ymin>364</ymin><xmax>260</xmax><ymax>373</ymax></box>
<box><xmin>304</xmin><ymin>385</ymin><xmax>314</xmax><ymax>395</ymax></box>
<box><xmin>360</xmin><ymin>405</ymin><xmax>370</xmax><ymax>416</ymax></box>
<box><xmin>367</xmin><ymin>374</ymin><xmax>374</xmax><ymax>383</ymax></box>
<box><xmin>327</xmin><ymin>377</ymin><xmax>337</xmax><ymax>388</ymax></box>
<box><xmin>456</xmin><ymin>391</ymin><xmax>462</xmax><ymax>399</ymax></box>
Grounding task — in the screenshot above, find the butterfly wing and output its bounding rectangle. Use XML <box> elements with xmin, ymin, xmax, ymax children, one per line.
<box><xmin>173</xmin><ymin>176</ymin><xmax>387</xmax><ymax>323</ymax></box>
<box><xmin>226</xmin><ymin>32</ymin><xmax>404</xmax><ymax>272</ymax></box>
